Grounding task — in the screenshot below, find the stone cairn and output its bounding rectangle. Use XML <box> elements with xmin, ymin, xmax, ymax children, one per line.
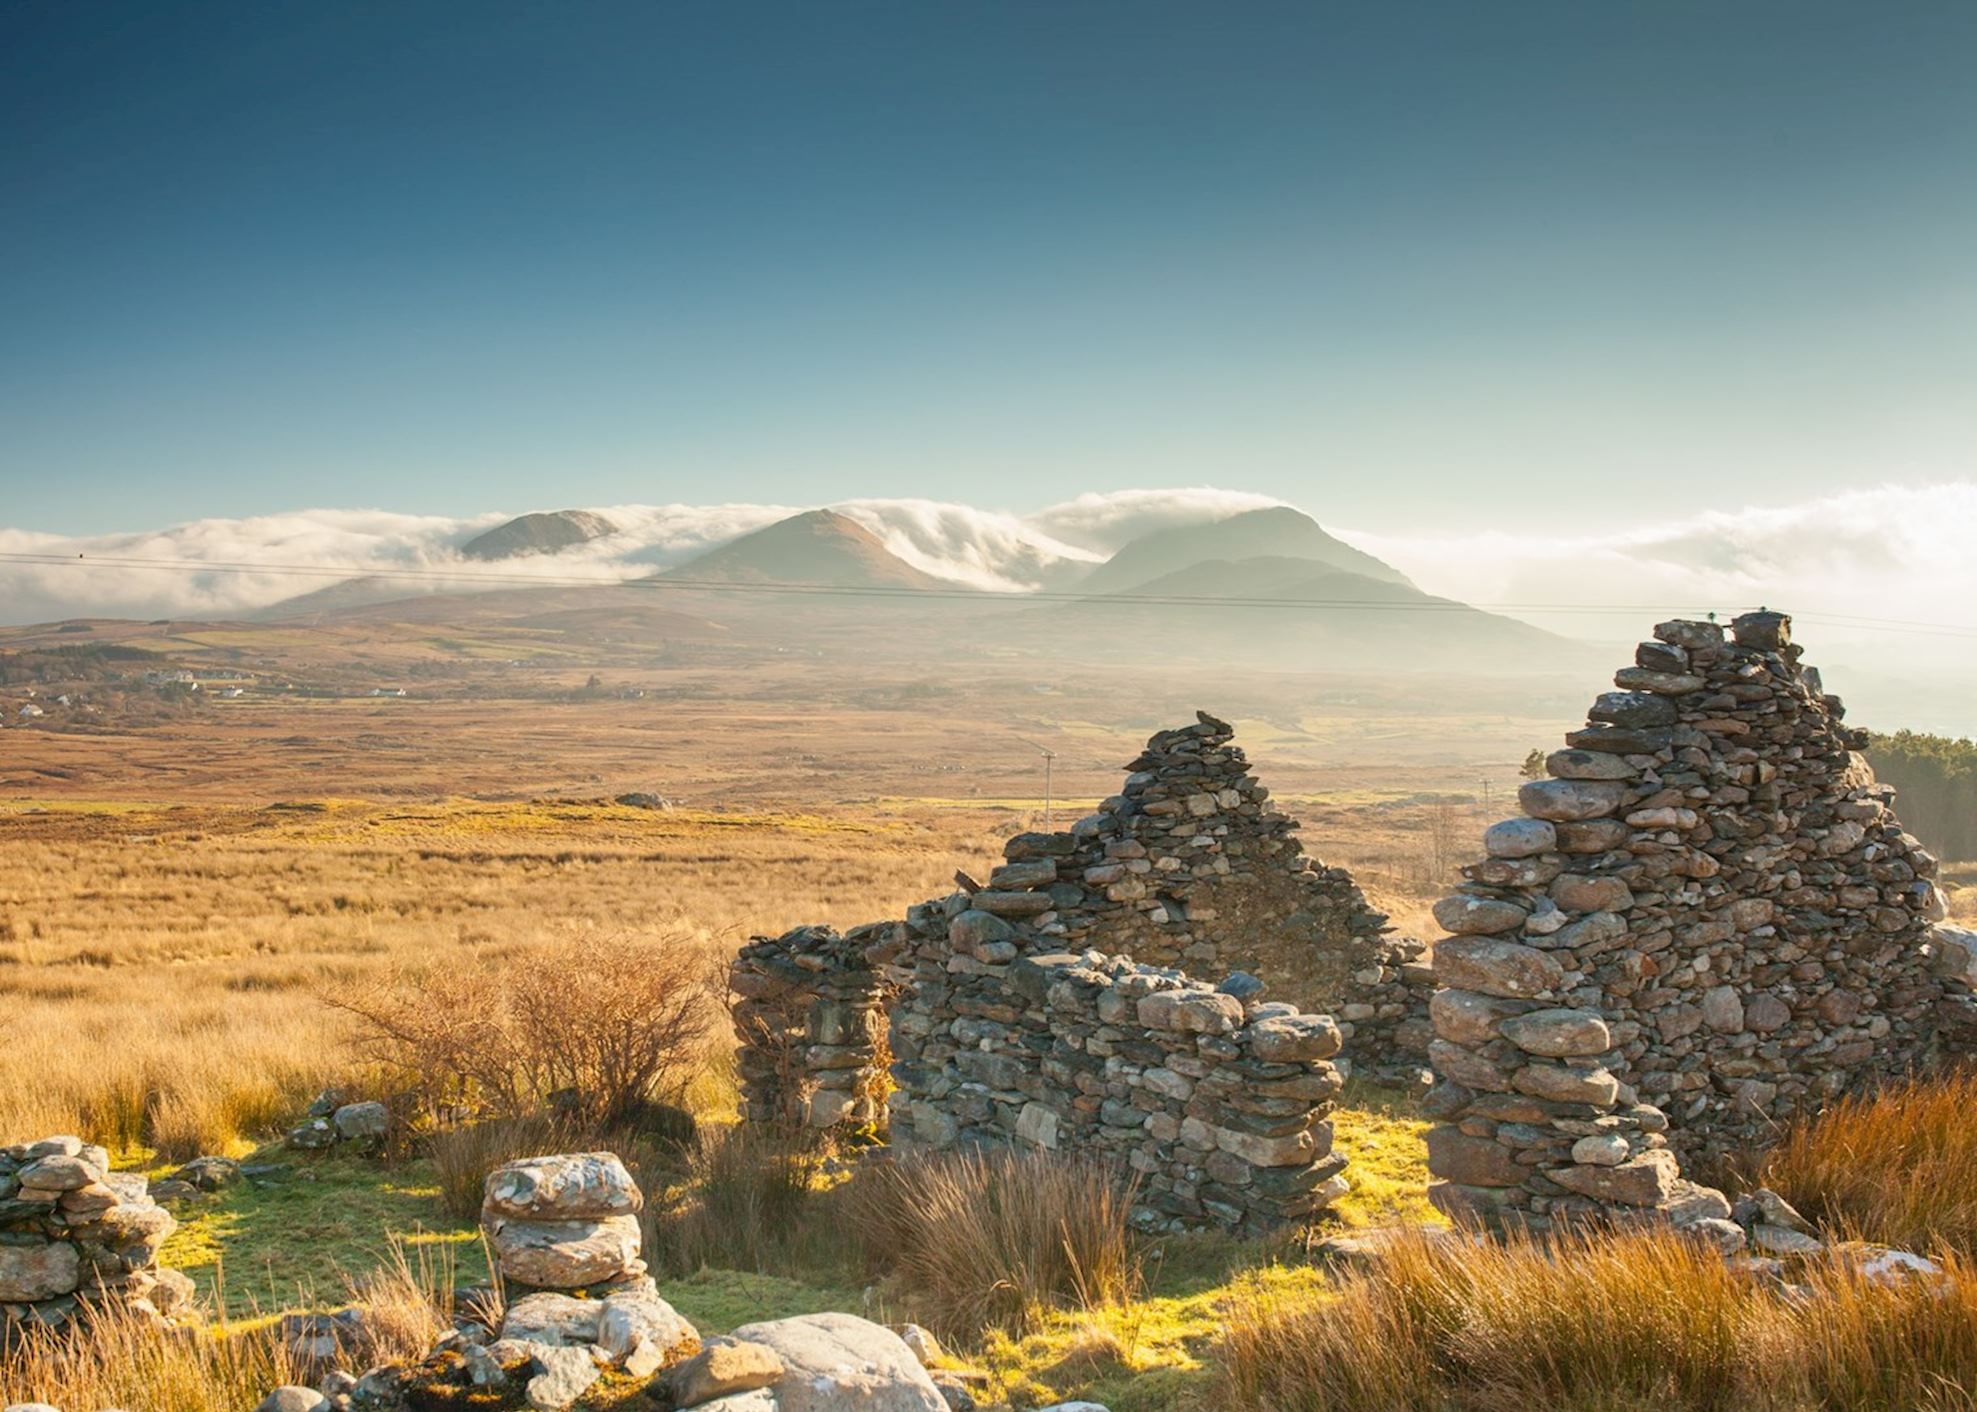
<box><xmin>1426</xmin><ymin>612</ymin><xmax>1973</xmax><ymax>1233</ymax></box>
<box><xmin>871</xmin><ymin>919</ymin><xmax>1350</xmax><ymax>1235</ymax></box>
<box><xmin>1</xmin><ymin>1135</ymin><xmax>193</xmax><ymax>1341</ymax></box>
<box><xmin>730</xmin><ymin>925</ymin><xmax>893</xmax><ymax>1132</ymax></box>
<box><xmin>476</xmin><ymin>1152</ymin><xmax>700</xmax><ymax>1401</ymax></box>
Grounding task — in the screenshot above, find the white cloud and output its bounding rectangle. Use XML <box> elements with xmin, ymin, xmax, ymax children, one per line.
<box><xmin>1333</xmin><ymin>482</ymin><xmax>1977</xmax><ymax>729</ymax></box>
<box><xmin>1026</xmin><ymin>487</ymin><xmax>1289</xmax><ymax>552</ymax></box>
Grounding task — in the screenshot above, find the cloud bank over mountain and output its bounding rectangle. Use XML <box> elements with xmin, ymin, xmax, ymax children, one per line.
<box><xmin>4</xmin><ymin>483</ymin><xmax>1975</xmax><ymax>704</ymax></box>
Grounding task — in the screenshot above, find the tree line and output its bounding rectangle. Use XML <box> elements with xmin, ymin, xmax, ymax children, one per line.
<box><xmin>1868</xmin><ymin>731</ymin><xmax>1977</xmax><ymax>863</ymax></box>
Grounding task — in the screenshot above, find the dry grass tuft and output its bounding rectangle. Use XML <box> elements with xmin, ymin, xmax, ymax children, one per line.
<box><xmin>0</xmin><ymin>1302</ymin><xmax>300</xmax><ymax>1411</ymax></box>
<box><xmin>648</xmin><ymin>1122</ymin><xmax>830</xmax><ymax>1277</ymax></box>
<box><xmin>1760</xmin><ymin>1070</ymin><xmax>1977</xmax><ymax>1258</ymax></box>
<box><xmin>841</xmin><ymin>1147</ymin><xmax>1142</xmax><ymax>1340</ymax></box>
<box><xmin>1222</xmin><ymin>1224</ymin><xmax>1977</xmax><ymax>1412</ymax></box>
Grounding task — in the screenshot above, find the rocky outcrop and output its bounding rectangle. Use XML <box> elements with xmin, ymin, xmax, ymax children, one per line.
<box><xmin>1425</xmin><ymin>612</ymin><xmax>1972</xmax><ymax>1231</ymax></box>
<box><xmin>0</xmin><ymin>1135</ymin><xmax>193</xmax><ymax>1342</ymax></box>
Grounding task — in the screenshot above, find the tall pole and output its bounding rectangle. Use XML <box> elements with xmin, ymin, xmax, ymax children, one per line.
<box><xmin>1017</xmin><ymin>736</ymin><xmax>1057</xmax><ymax>831</ymax></box>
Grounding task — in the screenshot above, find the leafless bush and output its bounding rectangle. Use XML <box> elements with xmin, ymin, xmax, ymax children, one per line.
<box><xmin>330</xmin><ymin>932</ymin><xmax>725</xmax><ymax>1128</ymax></box>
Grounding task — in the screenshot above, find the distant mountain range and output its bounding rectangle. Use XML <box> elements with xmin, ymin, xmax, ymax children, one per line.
<box><xmin>390</xmin><ymin>501</ymin><xmax>1557</xmax><ymax>665</ymax></box>
<box><xmin>3</xmin><ymin>494</ymin><xmax>1577</xmax><ymax>674</ymax></box>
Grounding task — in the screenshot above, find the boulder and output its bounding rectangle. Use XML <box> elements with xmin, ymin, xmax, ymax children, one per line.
<box><xmin>1431</xmin><ymin>894</ymin><xmax>1528</xmax><ymax>937</ymax></box>
<box><xmin>668</xmin><ymin>1337</ymin><xmax>786</xmax><ymax>1406</ymax></box>
<box><xmin>0</xmin><ymin>1239</ymin><xmax>81</xmax><ymax>1302</ymax></box>
<box><xmin>1498</xmin><ymin>1008</ymin><xmax>1610</xmax><ymax>1058</ymax></box>
<box><xmin>501</xmin><ymin>1291</ymin><xmax>604</xmax><ymax>1346</ymax></box>
<box><xmin>1483</xmin><ymin>818</ymin><xmax>1557</xmax><ymax>858</ymax></box>
<box><xmin>1546</xmin><ymin>1149</ymin><xmax>1679</xmax><ymax>1206</ymax></box>
<box><xmin>484</xmin><ymin>1152</ymin><xmax>643</xmax><ymax>1220</ymax></box>
<box><xmin>1517</xmin><ymin>779</ymin><xmax>1627</xmax><ymax>823</ymax></box>
<box><xmin>1244</xmin><ymin>1014</ymin><xmax>1342</xmax><ymax>1062</ymax></box>
<box><xmin>1433</xmin><ymin>938</ymin><xmax>1564</xmax><ymax>1000</ymax></box>
<box><xmin>597</xmin><ymin>1289</ymin><xmax>699</xmax><ymax>1363</ymax></box>
<box><xmin>526</xmin><ymin>1344</ymin><xmax>601</xmax><ymax>1411</ymax></box>
<box><xmin>253</xmin><ymin>1390</ymin><xmax>329</xmax><ymax>1412</ymax></box>
<box><xmin>485</xmin><ymin>1214</ymin><xmax>641</xmax><ymax>1287</ymax></box>
<box><xmin>331</xmin><ymin>1101</ymin><xmax>389</xmax><ymax>1142</ymax></box>
<box><xmin>727</xmin><ymin>1311</ymin><xmax>949</xmax><ymax>1412</ymax></box>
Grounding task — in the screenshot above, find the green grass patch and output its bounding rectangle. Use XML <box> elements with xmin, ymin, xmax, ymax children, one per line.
<box><xmin>159</xmin><ymin>1152</ymin><xmax>485</xmax><ymax>1317</ymax></box>
<box><xmin>655</xmin><ymin>1268</ymin><xmax>869</xmax><ymax>1333</ymax></box>
<box><xmin>1330</xmin><ymin>1080</ymin><xmax>1437</xmax><ymax>1227</ymax></box>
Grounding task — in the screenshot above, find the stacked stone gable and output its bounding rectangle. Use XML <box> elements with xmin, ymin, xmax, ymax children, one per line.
<box><xmin>995</xmin><ymin>712</ymin><xmax>1426</xmax><ymax>1062</ymax></box>
<box><xmin>1426</xmin><ymin>611</ymin><xmax>1974</xmax><ymax>1231</ymax></box>
<box><xmin>730</xmin><ymin>712</ymin><xmax>1404</xmax><ymax>1233</ymax></box>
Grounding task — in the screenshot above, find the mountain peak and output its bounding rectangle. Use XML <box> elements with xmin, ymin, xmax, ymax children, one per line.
<box><xmin>1081</xmin><ymin>506</ymin><xmax>1413</xmax><ymax>595</ymax></box>
<box><xmin>461</xmin><ymin>510</ymin><xmax>617</xmax><ymax>561</ymax></box>
<box><xmin>666</xmin><ymin>508</ymin><xmax>941</xmax><ymax>589</ymax></box>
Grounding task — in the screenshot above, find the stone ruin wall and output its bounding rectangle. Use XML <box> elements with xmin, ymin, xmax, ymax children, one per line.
<box><xmin>868</xmin><ymin>904</ymin><xmax>1349</xmax><ymax>1234</ymax></box>
<box><xmin>729</xmin><ymin>712</ymin><xmax>1415</xmax><ymax>1231</ymax></box>
<box><xmin>730</xmin><ymin>926</ymin><xmax>892</xmax><ymax>1132</ymax></box>
<box><xmin>993</xmin><ymin>712</ymin><xmax>1427</xmax><ymax>1068</ymax></box>
<box><xmin>1426</xmin><ymin>611</ymin><xmax>1975</xmax><ymax>1231</ymax></box>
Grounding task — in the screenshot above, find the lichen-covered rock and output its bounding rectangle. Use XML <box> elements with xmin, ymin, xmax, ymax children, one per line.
<box><xmin>483</xmin><ymin>1214</ymin><xmax>641</xmax><ymax>1288</ymax></box>
<box><xmin>484</xmin><ymin>1152</ymin><xmax>641</xmax><ymax>1221</ymax></box>
<box><xmin>667</xmin><ymin>1337</ymin><xmax>785</xmax><ymax>1406</ymax></box>
<box><xmin>727</xmin><ymin>1312</ymin><xmax>947</xmax><ymax>1412</ymax></box>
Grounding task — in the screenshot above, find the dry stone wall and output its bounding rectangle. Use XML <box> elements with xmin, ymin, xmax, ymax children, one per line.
<box><xmin>868</xmin><ymin>904</ymin><xmax>1350</xmax><ymax>1234</ymax></box>
<box><xmin>730</xmin><ymin>925</ymin><xmax>892</xmax><ymax>1132</ymax></box>
<box><xmin>729</xmin><ymin>714</ymin><xmax>1392</xmax><ymax>1232</ymax></box>
<box><xmin>1</xmin><ymin>1135</ymin><xmax>193</xmax><ymax>1341</ymax></box>
<box><xmin>1426</xmin><ymin>611</ymin><xmax>1974</xmax><ymax>1231</ymax></box>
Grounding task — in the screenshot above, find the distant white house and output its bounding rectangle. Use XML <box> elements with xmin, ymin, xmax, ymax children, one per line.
<box><xmin>219</xmin><ymin>687</ymin><xmax>246</xmax><ymax>699</ymax></box>
<box><xmin>18</xmin><ymin>703</ymin><xmax>44</xmax><ymax>719</ymax></box>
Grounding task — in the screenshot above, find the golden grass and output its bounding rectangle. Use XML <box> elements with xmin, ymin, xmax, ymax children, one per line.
<box><xmin>1221</xmin><ymin>1224</ymin><xmax>1977</xmax><ymax>1412</ymax></box>
<box><xmin>0</xmin><ymin>801</ymin><xmax>1000</xmax><ymax>1155</ymax></box>
<box><xmin>0</xmin><ymin>1302</ymin><xmax>301</xmax><ymax>1412</ymax></box>
<box><xmin>1760</xmin><ymin>1070</ymin><xmax>1977</xmax><ymax>1258</ymax></box>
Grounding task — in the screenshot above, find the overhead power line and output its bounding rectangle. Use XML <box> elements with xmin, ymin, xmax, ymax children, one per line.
<box><xmin>1</xmin><ymin>549</ymin><xmax>1973</xmax><ymax>639</ymax></box>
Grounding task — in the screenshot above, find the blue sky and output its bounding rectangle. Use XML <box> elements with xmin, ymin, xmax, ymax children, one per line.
<box><xmin>3</xmin><ymin>0</ymin><xmax>1975</xmax><ymax>536</ymax></box>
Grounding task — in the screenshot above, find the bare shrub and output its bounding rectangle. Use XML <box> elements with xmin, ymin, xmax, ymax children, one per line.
<box><xmin>1761</xmin><ymin>1071</ymin><xmax>1977</xmax><ymax>1258</ymax></box>
<box><xmin>343</xmin><ymin>1233</ymin><xmax>493</xmax><ymax>1369</ymax></box>
<box><xmin>330</xmin><ymin>932</ymin><xmax>724</xmax><ymax>1127</ymax></box>
<box><xmin>839</xmin><ymin>1147</ymin><xmax>1141</xmax><ymax>1339</ymax></box>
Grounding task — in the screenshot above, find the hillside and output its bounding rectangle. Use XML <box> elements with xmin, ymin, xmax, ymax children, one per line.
<box><xmin>460</xmin><ymin>509</ymin><xmax>618</xmax><ymax>560</ymax></box>
<box><xmin>1054</xmin><ymin>555</ymin><xmax>1563</xmax><ymax>668</ymax></box>
<box><xmin>1079</xmin><ymin>505</ymin><xmax>1414</xmax><ymax>594</ymax></box>
<box><xmin>663</xmin><ymin>508</ymin><xmax>943</xmax><ymax>590</ymax></box>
